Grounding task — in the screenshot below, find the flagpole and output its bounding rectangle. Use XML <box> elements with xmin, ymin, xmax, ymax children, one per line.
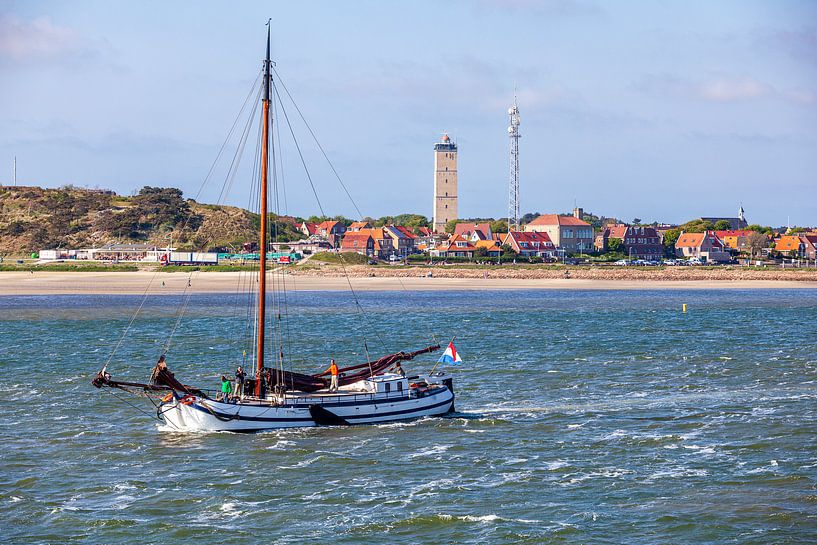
<box><xmin>429</xmin><ymin>335</ymin><xmax>456</xmax><ymax>375</ymax></box>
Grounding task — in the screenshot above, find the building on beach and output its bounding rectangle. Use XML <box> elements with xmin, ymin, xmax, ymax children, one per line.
<box><xmin>453</xmin><ymin>222</ymin><xmax>492</xmax><ymax>242</ymax></box>
<box><xmin>431</xmin><ymin>234</ymin><xmax>475</xmax><ymax>258</ymax></box>
<box><xmin>433</xmin><ymin>133</ymin><xmax>458</xmax><ymax>233</ymax></box>
<box><xmin>524</xmin><ymin>209</ymin><xmax>594</xmax><ymax>253</ymax></box>
<box><xmin>674</xmin><ymin>231</ymin><xmax>730</xmax><ymax>262</ymax></box>
<box><xmin>502</xmin><ymin>231</ymin><xmax>555</xmax><ymax>258</ymax></box>
<box><xmin>596</xmin><ymin>224</ymin><xmax>664</xmax><ymax>259</ymax></box>
<box><xmin>714</xmin><ymin>230</ymin><xmax>753</xmax><ymax>251</ymax></box>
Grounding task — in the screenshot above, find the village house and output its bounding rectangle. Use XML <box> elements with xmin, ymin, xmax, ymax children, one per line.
<box><xmin>502</xmin><ymin>231</ymin><xmax>555</xmax><ymax>258</ymax></box>
<box><xmin>342</xmin><ymin>228</ymin><xmax>394</xmax><ymax>259</ymax></box>
<box><xmin>775</xmin><ymin>235</ymin><xmax>805</xmax><ymax>257</ymax></box>
<box><xmin>315</xmin><ymin>220</ymin><xmax>347</xmax><ymax>247</ymax></box>
<box><xmin>800</xmin><ymin>234</ymin><xmax>817</xmax><ymax>260</ymax></box>
<box><xmin>431</xmin><ymin>234</ymin><xmax>476</xmax><ymax>258</ymax></box>
<box><xmin>383</xmin><ymin>225</ymin><xmax>416</xmax><ymax>257</ymax></box>
<box><xmin>674</xmin><ymin>231</ymin><xmax>730</xmax><ymax>262</ymax></box>
<box><xmin>474</xmin><ymin>239</ymin><xmax>502</xmax><ymax>258</ymax></box>
<box><xmin>299</xmin><ymin>222</ymin><xmax>318</xmax><ymax>237</ymax></box>
<box><xmin>715</xmin><ymin>230</ymin><xmax>753</xmax><ymax>251</ymax></box>
<box><xmin>524</xmin><ymin>209</ymin><xmax>594</xmax><ymax>253</ymax></box>
<box><xmin>339</xmin><ymin>233</ymin><xmax>374</xmax><ymax>257</ymax></box>
<box><xmin>453</xmin><ymin>222</ymin><xmax>492</xmax><ymax>242</ymax></box>
<box><xmin>596</xmin><ymin>224</ymin><xmax>664</xmax><ymax>259</ymax></box>
<box><xmin>348</xmin><ymin>221</ymin><xmax>372</xmax><ymax>232</ymax></box>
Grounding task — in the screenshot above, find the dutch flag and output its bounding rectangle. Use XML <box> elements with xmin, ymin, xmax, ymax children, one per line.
<box><xmin>437</xmin><ymin>341</ymin><xmax>463</xmax><ymax>365</ymax></box>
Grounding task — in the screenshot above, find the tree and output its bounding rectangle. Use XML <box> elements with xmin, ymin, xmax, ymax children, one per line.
<box><xmin>490</xmin><ymin>220</ymin><xmax>508</xmax><ymax>233</ymax></box>
<box><xmin>747</xmin><ymin>232</ymin><xmax>768</xmax><ymax>259</ymax></box>
<box><xmin>500</xmin><ymin>244</ymin><xmax>518</xmax><ymax>259</ymax></box>
<box><xmin>662</xmin><ymin>228</ymin><xmax>681</xmax><ymax>250</ymax></box>
<box><xmin>607</xmin><ymin>237</ymin><xmax>623</xmax><ymax>252</ymax></box>
<box><xmin>632</xmin><ymin>218</ymin><xmax>642</xmax><ymax>225</ymax></box>
<box><xmin>678</xmin><ymin>219</ymin><xmax>714</xmax><ymax>233</ymax></box>
<box><xmin>520</xmin><ymin>212</ymin><xmax>540</xmax><ymax>225</ymax></box>
<box><xmin>714</xmin><ymin>220</ymin><xmax>732</xmax><ymax>231</ymax></box>
<box><xmin>445</xmin><ymin>219</ymin><xmax>458</xmax><ymax>234</ymax></box>
<box><xmin>747</xmin><ymin>224</ymin><xmax>773</xmax><ymax>235</ymax></box>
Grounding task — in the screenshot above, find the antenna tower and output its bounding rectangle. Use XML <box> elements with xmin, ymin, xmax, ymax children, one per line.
<box><xmin>508</xmin><ymin>95</ymin><xmax>521</xmax><ymax>230</ymax></box>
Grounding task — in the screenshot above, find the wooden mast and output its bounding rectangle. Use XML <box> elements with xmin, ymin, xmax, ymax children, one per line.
<box><xmin>256</xmin><ymin>25</ymin><xmax>271</xmax><ymax>396</ymax></box>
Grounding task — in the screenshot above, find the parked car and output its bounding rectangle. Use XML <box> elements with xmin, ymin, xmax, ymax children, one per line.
<box><xmin>687</xmin><ymin>258</ymin><xmax>703</xmax><ymax>265</ymax></box>
<box><xmin>614</xmin><ymin>259</ymin><xmax>629</xmax><ymax>266</ymax></box>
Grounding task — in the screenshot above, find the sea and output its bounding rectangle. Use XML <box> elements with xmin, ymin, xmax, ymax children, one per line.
<box><xmin>1</xmin><ymin>289</ymin><xmax>815</xmax><ymax>544</ymax></box>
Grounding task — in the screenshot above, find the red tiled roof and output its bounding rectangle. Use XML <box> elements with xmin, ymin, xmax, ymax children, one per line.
<box><xmin>776</xmin><ymin>235</ymin><xmax>802</xmax><ymax>252</ymax></box>
<box><xmin>675</xmin><ymin>233</ymin><xmax>706</xmax><ymax>248</ymax></box>
<box><xmin>607</xmin><ymin>224</ymin><xmax>628</xmax><ymax>239</ymax></box>
<box><xmin>436</xmin><ymin>234</ymin><xmax>476</xmax><ymax>252</ymax></box>
<box><xmin>316</xmin><ymin>220</ymin><xmax>340</xmax><ymax>232</ymax></box>
<box><xmin>340</xmin><ymin>234</ymin><xmax>372</xmax><ymax>249</ymax></box>
<box><xmin>527</xmin><ymin>214</ymin><xmax>591</xmax><ymax>227</ymax></box>
<box><xmin>454</xmin><ymin>222</ymin><xmax>491</xmax><ymax>240</ymax></box>
<box><xmin>507</xmin><ymin>230</ymin><xmax>553</xmax><ymax>244</ymax></box>
<box><xmin>349</xmin><ymin>221</ymin><xmax>371</xmax><ymax>229</ymax></box>
<box><xmin>676</xmin><ymin>231</ymin><xmax>723</xmax><ymax>249</ymax></box>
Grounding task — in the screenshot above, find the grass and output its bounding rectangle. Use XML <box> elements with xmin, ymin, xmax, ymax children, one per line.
<box><xmin>310</xmin><ymin>252</ymin><xmax>370</xmax><ymax>265</ymax></box>
<box><xmin>159</xmin><ymin>264</ymin><xmax>259</xmax><ymax>272</ymax></box>
<box><xmin>0</xmin><ymin>263</ymin><xmax>139</xmax><ymax>272</ymax></box>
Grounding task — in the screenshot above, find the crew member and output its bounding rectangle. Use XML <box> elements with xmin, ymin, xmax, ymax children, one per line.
<box><xmin>325</xmin><ymin>359</ymin><xmax>339</xmax><ymax>392</ymax></box>
<box><xmin>234</xmin><ymin>365</ymin><xmax>246</xmax><ymax>397</ymax></box>
<box><xmin>393</xmin><ymin>362</ymin><xmax>406</xmax><ymax>377</ymax></box>
<box><xmin>220</xmin><ymin>375</ymin><xmax>232</xmax><ymax>402</ymax></box>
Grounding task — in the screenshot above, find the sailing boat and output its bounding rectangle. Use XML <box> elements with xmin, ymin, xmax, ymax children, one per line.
<box><xmin>91</xmin><ymin>27</ymin><xmax>456</xmax><ymax>432</ymax></box>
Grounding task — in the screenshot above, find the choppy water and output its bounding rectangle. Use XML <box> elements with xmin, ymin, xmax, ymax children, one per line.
<box><xmin>1</xmin><ymin>289</ymin><xmax>816</xmax><ymax>544</ymax></box>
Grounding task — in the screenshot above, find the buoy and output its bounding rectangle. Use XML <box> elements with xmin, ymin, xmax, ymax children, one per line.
<box><xmin>682</xmin><ymin>303</ymin><xmax>687</xmax><ymax>313</ymax></box>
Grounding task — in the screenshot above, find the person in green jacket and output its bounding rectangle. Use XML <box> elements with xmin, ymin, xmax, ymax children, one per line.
<box><xmin>220</xmin><ymin>375</ymin><xmax>232</xmax><ymax>402</ymax></box>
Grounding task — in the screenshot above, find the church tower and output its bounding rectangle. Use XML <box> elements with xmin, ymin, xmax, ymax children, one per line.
<box><xmin>433</xmin><ymin>133</ymin><xmax>458</xmax><ymax>232</ymax></box>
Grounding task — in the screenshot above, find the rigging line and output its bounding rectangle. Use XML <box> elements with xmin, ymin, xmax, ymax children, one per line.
<box><xmin>148</xmin><ymin>77</ymin><xmax>262</xmax><ymax>362</ymax></box>
<box><xmin>218</xmin><ymin>83</ymin><xmax>264</xmax><ymax>206</ymax></box>
<box><xmin>193</xmin><ymin>71</ymin><xmax>262</xmax><ymax>204</ymax></box>
<box><xmin>161</xmin><ymin>270</ymin><xmax>198</xmax><ymax>354</ymax></box>
<box><xmin>271</xmin><ymin>82</ymin><xmax>388</xmax><ymax>352</ymax></box>
<box><xmin>271</xmin><ymin>83</ymin><xmax>295</xmax><ymax>376</ymax></box>
<box><xmin>104</xmin><ymin>387</ymin><xmax>162</xmax><ymax>422</ymax></box>
<box><xmin>103</xmin><ymin>268</ymin><xmax>162</xmax><ymax>369</ymax></box>
<box><xmin>275</xmin><ymin>66</ymin><xmax>436</xmax><ymax>349</ymax></box>
<box><xmin>271</xmin><ymin>66</ymin><xmax>363</xmax><ymax>218</ymax></box>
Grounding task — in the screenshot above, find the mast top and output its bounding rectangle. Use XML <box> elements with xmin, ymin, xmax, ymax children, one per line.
<box><xmin>263</xmin><ymin>21</ymin><xmax>271</xmax><ymax>103</ymax></box>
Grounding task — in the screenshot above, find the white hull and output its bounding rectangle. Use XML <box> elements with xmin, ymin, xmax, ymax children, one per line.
<box><xmin>158</xmin><ymin>385</ymin><xmax>455</xmax><ymax>432</ymax></box>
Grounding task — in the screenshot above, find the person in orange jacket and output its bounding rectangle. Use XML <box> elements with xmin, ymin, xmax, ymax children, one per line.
<box><xmin>326</xmin><ymin>358</ymin><xmax>339</xmax><ymax>392</ymax></box>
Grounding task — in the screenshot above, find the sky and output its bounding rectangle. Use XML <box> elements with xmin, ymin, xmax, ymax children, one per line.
<box><xmin>1</xmin><ymin>0</ymin><xmax>815</xmax><ymax>226</ymax></box>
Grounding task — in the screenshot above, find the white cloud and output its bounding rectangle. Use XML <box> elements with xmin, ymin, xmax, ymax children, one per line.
<box><xmin>696</xmin><ymin>78</ymin><xmax>771</xmax><ymax>102</ymax></box>
<box><xmin>637</xmin><ymin>73</ymin><xmax>814</xmax><ymax>106</ymax></box>
<box><xmin>0</xmin><ymin>15</ymin><xmax>91</xmax><ymax>62</ymax></box>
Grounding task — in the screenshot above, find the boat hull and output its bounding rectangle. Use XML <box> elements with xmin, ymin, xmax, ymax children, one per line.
<box><xmin>158</xmin><ymin>387</ymin><xmax>455</xmax><ymax>432</ymax></box>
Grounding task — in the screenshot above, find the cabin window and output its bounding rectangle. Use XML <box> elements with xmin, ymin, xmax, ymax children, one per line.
<box><xmin>397</xmin><ymin>382</ymin><xmax>403</xmax><ymax>391</ymax></box>
<box><xmin>385</xmin><ymin>383</ymin><xmax>391</xmax><ymax>393</ymax></box>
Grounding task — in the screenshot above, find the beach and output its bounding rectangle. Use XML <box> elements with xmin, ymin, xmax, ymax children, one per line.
<box><xmin>2</xmin><ymin>269</ymin><xmax>817</xmax><ymax>295</ymax></box>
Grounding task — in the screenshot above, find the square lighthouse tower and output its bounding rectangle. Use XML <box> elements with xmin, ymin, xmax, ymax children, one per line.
<box><xmin>433</xmin><ymin>133</ymin><xmax>458</xmax><ymax>233</ymax></box>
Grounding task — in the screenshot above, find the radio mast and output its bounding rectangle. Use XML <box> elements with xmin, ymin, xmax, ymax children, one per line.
<box><xmin>507</xmin><ymin>95</ymin><xmax>521</xmax><ymax>231</ymax></box>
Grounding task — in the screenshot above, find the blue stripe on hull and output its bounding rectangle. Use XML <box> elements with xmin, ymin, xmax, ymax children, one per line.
<box><xmin>182</xmin><ymin>390</ymin><xmax>454</xmax><ymax>425</ymax></box>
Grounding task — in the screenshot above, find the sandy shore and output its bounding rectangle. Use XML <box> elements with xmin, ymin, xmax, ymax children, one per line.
<box><xmin>1</xmin><ymin>270</ymin><xmax>816</xmax><ymax>295</ymax></box>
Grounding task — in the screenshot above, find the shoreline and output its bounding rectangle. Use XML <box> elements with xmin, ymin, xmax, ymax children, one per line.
<box><xmin>1</xmin><ymin>271</ymin><xmax>817</xmax><ymax>295</ymax></box>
